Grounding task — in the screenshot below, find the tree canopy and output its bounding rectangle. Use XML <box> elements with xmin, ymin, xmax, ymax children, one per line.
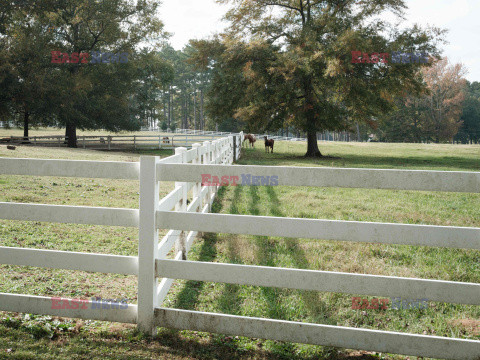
<box><xmin>0</xmin><ymin>0</ymin><xmax>173</xmax><ymax>147</ymax></box>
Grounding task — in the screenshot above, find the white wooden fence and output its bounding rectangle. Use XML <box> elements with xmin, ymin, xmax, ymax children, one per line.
<box><xmin>0</xmin><ymin>134</ymin><xmax>238</xmax><ymax>322</ymax></box>
<box><xmin>1</xmin><ymin>131</ymin><xmax>480</xmax><ymax>359</ymax></box>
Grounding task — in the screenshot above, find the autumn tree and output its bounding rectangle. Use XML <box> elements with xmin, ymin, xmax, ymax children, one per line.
<box><xmin>194</xmin><ymin>0</ymin><xmax>444</xmax><ymax>156</ymax></box>
<box><xmin>380</xmin><ymin>58</ymin><xmax>467</xmax><ymax>143</ymax></box>
<box><xmin>419</xmin><ymin>58</ymin><xmax>466</xmax><ymax>142</ymax></box>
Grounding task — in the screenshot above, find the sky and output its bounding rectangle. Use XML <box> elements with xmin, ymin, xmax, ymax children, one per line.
<box><xmin>160</xmin><ymin>0</ymin><xmax>480</xmax><ymax>82</ymax></box>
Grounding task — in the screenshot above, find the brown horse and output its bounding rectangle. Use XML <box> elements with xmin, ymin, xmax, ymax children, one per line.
<box><xmin>264</xmin><ymin>136</ymin><xmax>274</xmax><ymax>153</ymax></box>
<box><xmin>244</xmin><ymin>134</ymin><xmax>256</xmax><ymax>148</ymax></box>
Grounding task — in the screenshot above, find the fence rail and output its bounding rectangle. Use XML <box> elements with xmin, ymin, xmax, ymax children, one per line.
<box><xmin>1</xmin><ymin>130</ymin><xmax>479</xmax><ymax>360</ymax></box>
<box><xmin>0</xmin><ymin>246</ymin><xmax>137</xmax><ymax>275</ymax></box>
<box><xmin>156</xmin><ymin>163</ymin><xmax>480</xmax><ymax>193</ymax></box>
<box><xmin>0</xmin><ymin>202</ymin><xmax>139</xmax><ymax>227</ymax></box>
<box><xmin>156</xmin><ymin>211</ymin><xmax>480</xmax><ymax>250</ymax></box>
<box><xmin>155</xmin><ymin>259</ymin><xmax>480</xmax><ymax>306</ymax></box>
<box><xmin>0</xmin><ymin>158</ymin><xmax>139</xmax><ymax>179</ymax></box>
<box><xmin>155</xmin><ymin>308</ymin><xmax>480</xmax><ymax>360</ymax></box>
<box><xmin>0</xmin><ymin>293</ymin><xmax>138</xmax><ymax>324</ymax></box>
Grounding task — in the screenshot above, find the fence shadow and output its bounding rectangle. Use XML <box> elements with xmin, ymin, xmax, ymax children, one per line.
<box><xmin>171</xmin><ymin>187</ymin><xmax>229</xmax><ymax>310</ymax></box>
<box><xmin>240</xmin><ymin>148</ymin><xmax>479</xmax><ymax>171</ymax></box>
<box><xmin>264</xmin><ymin>186</ymin><xmax>339</xmax><ymax>326</ymax></box>
<box><xmin>217</xmin><ymin>185</ymin><xmax>244</xmax><ymax>316</ymax></box>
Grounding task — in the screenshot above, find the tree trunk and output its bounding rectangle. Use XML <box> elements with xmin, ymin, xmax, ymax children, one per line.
<box><xmin>305</xmin><ymin>130</ymin><xmax>322</xmax><ymax>157</ymax></box>
<box><xmin>200</xmin><ymin>89</ymin><xmax>204</xmax><ymax>130</ymax></box>
<box><xmin>163</xmin><ymin>89</ymin><xmax>167</xmax><ymax>123</ymax></box>
<box><xmin>65</xmin><ymin>122</ymin><xmax>77</xmax><ymax>148</ymax></box>
<box><xmin>193</xmin><ymin>89</ymin><xmax>197</xmax><ymax>130</ymax></box>
<box><xmin>168</xmin><ymin>89</ymin><xmax>171</xmax><ymax>128</ymax></box>
<box><xmin>302</xmin><ymin>76</ymin><xmax>322</xmax><ymax>157</ymax></box>
<box><xmin>23</xmin><ymin>111</ymin><xmax>30</xmax><ymax>143</ymax></box>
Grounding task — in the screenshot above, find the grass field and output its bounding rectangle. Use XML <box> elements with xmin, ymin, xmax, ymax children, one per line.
<box><xmin>0</xmin><ymin>137</ymin><xmax>479</xmax><ymax>359</ymax></box>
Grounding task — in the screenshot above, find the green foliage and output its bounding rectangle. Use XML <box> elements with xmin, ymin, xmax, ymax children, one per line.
<box><xmin>455</xmin><ymin>81</ymin><xmax>480</xmax><ymax>143</ymax></box>
<box><xmin>158</xmin><ymin>44</ymin><xmax>211</xmax><ymax>131</ymax></box>
<box><xmin>0</xmin><ymin>0</ymin><xmax>172</xmax><ymax>145</ymax></box>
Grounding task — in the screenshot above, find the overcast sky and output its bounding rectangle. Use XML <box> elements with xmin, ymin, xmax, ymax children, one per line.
<box><xmin>160</xmin><ymin>0</ymin><xmax>480</xmax><ymax>82</ymax></box>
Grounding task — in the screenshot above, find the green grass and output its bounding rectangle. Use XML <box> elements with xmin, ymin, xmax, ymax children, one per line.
<box><xmin>241</xmin><ymin>140</ymin><xmax>480</xmax><ymax>171</ymax></box>
<box><xmin>0</xmin><ymin>138</ymin><xmax>479</xmax><ymax>359</ymax></box>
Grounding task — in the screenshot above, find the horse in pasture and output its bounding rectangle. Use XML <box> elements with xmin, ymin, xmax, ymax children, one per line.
<box><xmin>264</xmin><ymin>136</ymin><xmax>274</xmax><ymax>153</ymax></box>
<box><xmin>244</xmin><ymin>134</ymin><xmax>256</xmax><ymax>148</ymax></box>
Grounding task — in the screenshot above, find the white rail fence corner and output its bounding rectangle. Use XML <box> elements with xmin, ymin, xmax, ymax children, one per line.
<box><xmin>1</xmin><ymin>130</ymin><xmax>479</xmax><ymax>360</ymax></box>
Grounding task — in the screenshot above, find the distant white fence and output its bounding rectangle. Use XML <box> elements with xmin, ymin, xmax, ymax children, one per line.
<box><xmin>174</xmin><ymin>128</ymin><xmax>355</xmax><ymax>142</ymax></box>
<box><xmin>175</xmin><ymin>128</ymin><xmax>306</xmax><ymax>142</ymax></box>
<box><xmin>0</xmin><ymin>133</ymin><xmax>234</xmax><ymax>150</ymax></box>
<box><xmin>1</xmin><ymin>131</ymin><xmax>480</xmax><ymax>360</ymax></box>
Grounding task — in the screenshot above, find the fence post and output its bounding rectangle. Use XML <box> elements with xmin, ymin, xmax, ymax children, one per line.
<box><xmin>192</xmin><ymin>144</ymin><xmax>201</xmax><ymax>210</ymax></box>
<box><xmin>138</xmin><ymin>156</ymin><xmax>159</xmax><ymax>335</ymax></box>
<box><xmin>134</xmin><ymin>136</ymin><xmax>136</xmax><ymax>150</ymax></box>
<box><xmin>203</xmin><ymin>141</ymin><xmax>212</xmax><ymax>212</ymax></box>
<box><xmin>108</xmin><ymin>136</ymin><xmax>112</xmax><ymax>151</ymax></box>
<box><xmin>175</xmin><ymin>147</ymin><xmax>187</xmax><ymax>260</ymax></box>
<box><xmin>232</xmin><ymin>136</ymin><xmax>236</xmax><ymax>163</ymax></box>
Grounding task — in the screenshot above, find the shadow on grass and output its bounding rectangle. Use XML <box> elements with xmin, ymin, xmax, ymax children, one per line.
<box><xmin>0</xmin><ymin>321</ymin><xmax>387</xmax><ymax>360</ymax></box>
<box><xmin>166</xmin><ymin>185</ymin><xmax>379</xmax><ymax>359</ymax></box>
<box><xmin>240</xmin><ymin>149</ymin><xmax>480</xmax><ymax>171</ymax></box>
<box><xmin>172</xmin><ymin>187</ymin><xmax>228</xmax><ymax>310</ymax></box>
<box><xmin>265</xmin><ymin>186</ymin><xmax>338</xmax><ymax>326</ymax></box>
<box><xmin>217</xmin><ymin>185</ymin><xmax>244</xmax><ymax>316</ymax></box>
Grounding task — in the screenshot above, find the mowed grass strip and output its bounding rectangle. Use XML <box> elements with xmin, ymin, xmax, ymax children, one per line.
<box><xmin>0</xmin><ymin>139</ymin><xmax>479</xmax><ymax>359</ymax></box>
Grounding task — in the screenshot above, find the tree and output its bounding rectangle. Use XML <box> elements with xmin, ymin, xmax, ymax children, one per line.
<box><xmin>420</xmin><ymin>58</ymin><xmax>466</xmax><ymax>142</ymax></box>
<box><xmin>2</xmin><ymin>14</ymin><xmax>58</xmax><ymax>139</ymax></box>
<box><xmin>379</xmin><ymin>58</ymin><xmax>467</xmax><ymax>143</ymax></box>
<box><xmin>132</xmin><ymin>50</ymin><xmax>174</xmax><ymax>130</ymax></box>
<box><xmin>158</xmin><ymin>44</ymin><xmax>212</xmax><ymax>131</ymax></box>
<box><xmin>377</xmin><ymin>96</ymin><xmax>427</xmax><ymax>143</ymax></box>
<box><xmin>38</xmin><ymin>0</ymin><xmax>168</xmax><ymax>147</ymax></box>
<box><xmin>455</xmin><ymin>81</ymin><xmax>480</xmax><ymax>144</ymax></box>
<box><xmin>195</xmin><ymin>0</ymin><xmax>444</xmax><ymax>156</ymax></box>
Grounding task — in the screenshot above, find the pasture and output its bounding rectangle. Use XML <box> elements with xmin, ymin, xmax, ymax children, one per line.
<box><xmin>0</xmin><ymin>138</ymin><xmax>479</xmax><ymax>359</ymax></box>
